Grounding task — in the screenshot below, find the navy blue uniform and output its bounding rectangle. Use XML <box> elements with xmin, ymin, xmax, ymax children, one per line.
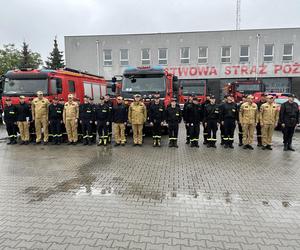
<box><xmin>203</xmin><ymin>103</ymin><xmax>220</xmax><ymax>147</ymax></box>
<box><xmin>165</xmin><ymin>104</ymin><xmax>182</xmax><ymax>147</ymax></box>
<box><xmin>48</xmin><ymin>103</ymin><xmax>64</xmax><ymax>144</ymax></box>
<box><xmin>186</xmin><ymin>103</ymin><xmax>203</xmax><ymax>147</ymax></box>
<box><xmin>95</xmin><ymin>103</ymin><xmax>111</xmax><ymax>145</ymax></box>
<box><xmin>149</xmin><ymin>102</ymin><xmax>165</xmax><ymax>146</ymax></box>
<box><xmin>4</xmin><ymin>104</ymin><xmax>18</xmax><ymax>144</ymax></box>
<box><xmin>79</xmin><ymin>103</ymin><xmax>94</xmax><ymax>145</ymax></box>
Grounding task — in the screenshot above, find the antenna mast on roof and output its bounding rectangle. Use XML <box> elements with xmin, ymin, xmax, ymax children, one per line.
<box><xmin>236</xmin><ymin>0</ymin><xmax>241</xmax><ymax>30</ymax></box>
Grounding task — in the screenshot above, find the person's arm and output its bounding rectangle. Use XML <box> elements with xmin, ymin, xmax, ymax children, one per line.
<box><xmin>128</xmin><ymin>105</ymin><xmax>132</xmax><ymax>123</ymax></box>
<box><xmin>143</xmin><ymin>104</ymin><xmax>147</xmax><ymax>123</ymax></box>
<box><xmin>31</xmin><ymin>101</ymin><xmax>35</xmax><ymax>120</ymax></box>
<box><xmin>279</xmin><ymin>103</ymin><xmax>285</xmax><ymax>125</ymax></box>
<box><xmin>259</xmin><ymin>105</ymin><xmax>264</xmax><ymax>126</ymax></box>
<box><xmin>239</xmin><ymin>104</ymin><xmax>244</xmax><ymax>125</ymax></box>
<box><xmin>63</xmin><ymin>105</ymin><xmax>66</xmax><ymax>124</ymax></box>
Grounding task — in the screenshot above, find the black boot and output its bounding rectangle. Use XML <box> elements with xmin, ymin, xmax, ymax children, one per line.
<box><xmin>190</xmin><ymin>141</ymin><xmax>194</xmax><ymax>148</ymax></box>
<box><xmin>168</xmin><ymin>140</ymin><xmax>173</xmax><ymax>147</ymax></box>
<box><xmin>83</xmin><ymin>138</ymin><xmax>88</xmax><ymax>145</ymax></box>
<box><xmin>194</xmin><ymin>141</ymin><xmax>199</xmax><ymax>148</ymax></box>
<box><xmin>284</xmin><ymin>144</ymin><xmax>288</xmax><ymax>151</ymax></box>
<box><xmin>288</xmin><ymin>144</ymin><xmax>295</xmax><ymax>151</ymax></box>
<box><xmin>88</xmin><ymin>138</ymin><xmax>92</xmax><ymax>146</ymax></box>
<box><xmin>211</xmin><ymin>142</ymin><xmax>216</xmax><ymax>148</ymax></box>
<box><xmin>173</xmin><ymin>140</ymin><xmax>178</xmax><ymax>148</ymax></box>
<box><xmin>153</xmin><ymin>138</ymin><xmax>157</xmax><ymax>147</ymax></box>
<box><xmin>157</xmin><ymin>139</ymin><xmax>161</xmax><ymax>147</ymax></box>
<box><xmin>186</xmin><ymin>138</ymin><xmax>190</xmax><ymax>144</ymax></box>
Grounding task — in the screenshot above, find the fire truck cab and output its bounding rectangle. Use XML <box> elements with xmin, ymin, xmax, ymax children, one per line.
<box><xmin>178</xmin><ymin>79</ymin><xmax>207</xmax><ymax>107</ymax></box>
<box><xmin>224</xmin><ymin>80</ymin><xmax>265</xmax><ymax>103</ymax></box>
<box><xmin>2</xmin><ymin>68</ymin><xmax>107</xmax><ymax>106</ymax></box>
<box><xmin>111</xmin><ymin>66</ymin><xmax>179</xmax><ymax>107</ymax></box>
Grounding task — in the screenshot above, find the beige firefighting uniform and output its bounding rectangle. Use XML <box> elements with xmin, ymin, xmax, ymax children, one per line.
<box><xmin>18</xmin><ymin>121</ymin><xmax>30</xmax><ymax>141</ymax></box>
<box><xmin>259</xmin><ymin>102</ymin><xmax>279</xmax><ymax>146</ymax></box>
<box><xmin>239</xmin><ymin>102</ymin><xmax>258</xmax><ymax>145</ymax></box>
<box><xmin>32</xmin><ymin>97</ymin><xmax>50</xmax><ymax>142</ymax></box>
<box><xmin>114</xmin><ymin>123</ymin><xmax>126</xmax><ymax>144</ymax></box>
<box><xmin>128</xmin><ymin>102</ymin><xmax>147</xmax><ymax>144</ymax></box>
<box><xmin>63</xmin><ymin>101</ymin><xmax>79</xmax><ymax>142</ymax></box>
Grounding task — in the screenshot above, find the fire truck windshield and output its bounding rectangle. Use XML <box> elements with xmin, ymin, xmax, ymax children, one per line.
<box><xmin>3</xmin><ymin>78</ymin><xmax>48</xmax><ymax>96</ymax></box>
<box><xmin>236</xmin><ymin>83</ymin><xmax>261</xmax><ymax>93</ymax></box>
<box><xmin>122</xmin><ymin>75</ymin><xmax>165</xmax><ymax>97</ymax></box>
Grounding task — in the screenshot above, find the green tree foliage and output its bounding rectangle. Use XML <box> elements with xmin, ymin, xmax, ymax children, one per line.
<box><xmin>45</xmin><ymin>38</ymin><xmax>65</xmax><ymax>69</ymax></box>
<box><xmin>0</xmin><ymin>43</ymin><xmax>42</xmax><ymax>75</ymax></box>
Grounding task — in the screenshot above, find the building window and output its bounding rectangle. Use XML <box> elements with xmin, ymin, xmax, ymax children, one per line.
<box><xmin>240</xmin><ymin>45</ymin><xmax>249</xmax><ymax>63</ymax></box>
<box><xmin>158</xmin><ymin>48</ymin><xmax>168</xmax><ymax>65</ymax></box>
<box><xmin>264</xmin><ymin>44</ymin><xmax>274</xmax><ymax>62</ymax></box>
<box><xmin>198</xmin><ymin>47</ymin><xmax>208</xmax><ymax>64</ymax></box>
<box><xmin>283</xmin><ymin>44</ymin><xmax>293</xmax><ymax>61</ymax></box>
<box><xmin>141</xmin><ymin>48</ymin><xmax>150</xmax><ymax>65</ymax></box>
<box><xmin>221</xmin><ymin>46</ymin><xmax>231</xmax><ymax>63</ymax></box>
<box><xmin>120</xmin><ymin>49</ymin><xmax>129</xmax><ymax>66</ymax></box>
<box><xmin>180</xmin><ymin>47</ymin><xmax>190</xmax><ymax>64</ymax></box>
<box><xmin>103</xmin><ymin>49</ymin><xmax>112</xmax><ymax>66</ymax></box>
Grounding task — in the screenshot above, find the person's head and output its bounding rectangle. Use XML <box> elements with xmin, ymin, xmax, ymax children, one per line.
<box><xmin>68</xmin><ymin>94</ymin><xmax>74</xmax><ymax>102</ymax></box>
<box><xmin>153</xmin><ymin>91</ymin><xmax>160</xmax><ymax>100</ymax></box>
<box><xmin>188</xmin><ymin>94</ymin><xmax>193</xmax><ymax>102</ymax></box>
<box><xmin>171</xmin><ymin>98</ymin><xmax>176</xmax><ymax>107</ymax></box>
<box><xmin>210</xmin><ymin>95</ymin><xmax>216</xmax><ymax>104</ymax></box>
<box><xmin>5</xmin><ymin>98</ymin><xmax>12</xmax><ymax>105</ymax></box>
<box><xmin>84</xmin><ymin>96</ymin><xmax>89</xmax><ymax>104</ymax></box>
<box><xmin>52</xmin><ymin>96</ymin><xmax>58</xmax><ymax>104</ymax></box>
<box><xmin>288</xmin><ymin>94</ymin><xmax>295</xmax><ymax>103</ymax></box>
<box><xmin>206</xmin><ymin>95</ymin><xmax>211</xmax><ymax>102</ymax></box>
<box><xmin>28</xmin><ymin>97</ymin><xmax>33</xmax><ymax>104</ymax></box>
<box><xmin>89</xmin><ymin>97</ymin><xmax>94</xmax><ymax>104</ymax></box>
<box><xmin>154</xmin><ymin>95</ymin><xmax>160</xmax><ymax>104</ymax></box>
<box><xmin>37</xmin><ymin>91</ymin><xmax>43</xmax><ymax>99</ymax></box>
<box><xmin>104</xmin><ymin>94</ymin><xmax>110</xmax><ymax>101</ymax></box>
<box><xmin>116</xmin><ymin>96</ymin><xmax>123</xmax><ymax>104</ymax></box>
<box><xmin>261</xmin><ymin>94</ymin><xmax>267</xmax><ymax>102</ymax></box>
<box><xmin>134</xmin><ymin>94</ymin><xmax>141</xmax><ymax>102</ymax></box>
<box><xmin>99</xmin><ymin>96</ymin><xmax>105</xmax><ymax>104</ymax></box>
<box><xmin>266</xmin><ymin>95</ymin><xmax>274</xmax><ymax>104</ymax></box>
<box><xmin>226</xmin><ymin>95</ymin><xmax>233</xmax><ymax>103</ymax></box>
<box><xmin>19</xmin><ymin>96</ymin><xmax>25</xmax><ymax>104</ymax></box>
<box><xmin>247</xmin><ymin>95</ymin><xmax>254</xmax><ymax>104</ymax></box>
<box><xmin>192</xmin><ymin>97</ymin><xmax>198</xmax><ymax>105</ymax></box>
<box><xmin>59</xmin><ymin>98</ymin><xmax>64</xmax><ymax>105</ymax></box>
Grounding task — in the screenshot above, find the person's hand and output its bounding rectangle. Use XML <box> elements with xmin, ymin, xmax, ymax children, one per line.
<box><xmin>106</xmin><ymin>122</ymin><xmax>110</xmax><ymax>126</ymax></box>
<box><xmin>79</xmin><ymin>120</ymin><xmax>82</xmax><ymax>124</ymax></box>
<box><xmin>48</xmin><ymin>121</ymin><xmax>50</xmax><ymax>125</ymax></box>
<box><xmin>186</xmin><ymin>123</ymin><xmax>189</xmax><ymax>126</ymax></box>
<box><xmin>281</xmin><ymin>123</ymin><xmax>285</xmax><ymax>128</ymax></box>
<box><xmin>190</xmin><ymin>123</ymin><xmax>193</xmax><ymax>126</ymax></box>
<box><xmin>221</xmin><ymin>121</ymin><xmax>224</xmax><ymax>125</ymax></box>
<box><xmin>160</xmin><ymin>122</ymin><xmax>164</xmax><ymax>126</ymax></box>
<box><xmin>90</xmin><ymin>120</ymin><xmax>93</xmax><ymax>124</ymax></box>
<box><xmin>75</xmin><ymin>119</ymin><xmax>78</xmax><ymax>123</ymax></box>
<box><xmin>150</xmin><ymin>122</ymin><xmax>153</xmax><ymax>126</ymax></box>
<box><xmin>204</xmin><ymin>122</ymin><xmax>207</xmax><ymax>127</ymax></box>
<box><xmin>260</xmin><ymin>123</ymin><xmax>264</xmax><ymax>127</ymax></box>
<box><xmin>124</xmin><ymin>122</ymin><xmax>127</xmax><ymax>126</ymax></box>
<box><xmin>95</xmin><ymin>121</ymin><xmax>97</xmax><ymax>125</ymax></box>
<box><xmin>60</xmin><ymin>120</ymin><xmax>63</xmax><ymax>124</ymax></box>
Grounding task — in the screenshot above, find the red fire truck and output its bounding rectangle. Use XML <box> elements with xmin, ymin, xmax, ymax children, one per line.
<box><xmin>178</xmin><ymin>79</ymin><xmax>207</xmax><ymax>107</ymax></box>
<box><xmin>2</xmin><ymin>68</ymin><xmax>107</xmax><ymax>105</ymax></box>
<box><xmin>111</xmin><ymin>66</ymin><xmax>179</xmax><ymax>107</ymax></box>
<box><xmin>224</xmin><ymin>79</ymin><xmax>266</xmax><ymax>103</ymax></box>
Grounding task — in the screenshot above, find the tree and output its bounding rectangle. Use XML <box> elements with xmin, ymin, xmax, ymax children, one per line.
<box><xmin>45</xmin><ymin>37</ymin><xmax>65</xmax><ymax>69</ymax></box>
<box><xmin>19</xmin><ymin>42</ymin><xmax>42</xmax><ymax>69</ymax></box>
<box><xmin>0</xmin><ymin>44</ymin><xmax>21</xmax><ymax>75</ymax></box>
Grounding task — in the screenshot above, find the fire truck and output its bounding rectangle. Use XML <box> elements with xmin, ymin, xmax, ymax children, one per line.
<box><xmin>1</xmin><ymin>68</ymin><xmax>107</xmax><ymax>106</ymax></box>
<box><xmin>224</xmin><ymin>79</ymin><xmax>266</xmax><ymax>103</ymax></box>
<box><xmin>178</xmin><ymin>79</ymin><xmax>207</xmax><ymax>107</ymax></box>
<box><xmin>111</xmin><ymin>66</ymin><xmax>179</xmax><ymax>107</ymax></box>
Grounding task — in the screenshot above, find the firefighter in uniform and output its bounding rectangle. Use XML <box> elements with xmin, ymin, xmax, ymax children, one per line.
<box><xmin>259</xmin><ymin>95</ymin><xmax>279</xmax><ymax>150</ymax></box>
<box><xmin>149</xmin><ymin>93</ymin><xmax>165</xmax><ymax>147</ymax></box>
<box><xmin>89</xmin><ymin>97</ymin><xmax>97</xmax><ymax>143</ymax></box>
<box><xmin>279</xmin><ymin>94</ymin><xmax>299</xmax><ymax>151</ymax></box>
<box><xmin>4</xmin><ymin>98</ymin><xmax>18</xmax><ymax>144</ymax></box>
<box><xmin>237</xmin><ymin>96</ymin><xmax>246</xmax><ymax>146</ymax></box>
<box><xmin>112</xmin><ymin>96</ymin><xmax>128</xmax><ymax>146</ymax></box>
<box><xmin>58</xmin><ymin>98</ymin><xmax>67</xmax><ymax>143</ymax></box>
<box><xmin>201</xmin><ymin>95</ymin><xmax>211</xmax><ymax>144</ymax></box>
<box><xmin>63</xmin><ymin>94</ymin><xmax>79</xmax><ymax>145</ymax></box>
<box><xmin>79</xmin><ymin>96</ymin><xmax>94</xmax><ymax>145</ymax></box>
<box><xmin>183</xmin><ymin>94</ymin><xmax>193</xmax><ymax>144</ymax></box>
<box><xmin>203</xmin><ymin>95</ymin><xmax>219</xmax><ymax>148</ymax></box>
<box><xmin>32</xmin><ymin>91</ymin><xmax>50</xmax><ymax>144</ymax></box>
<box><xmin>104</xmin><ymin>94</ymin><xmax>113</xmax><ymax>143</ymax></box>
<box><xmin>128</xmin><ymin>94</ymin><xmax>147</xmax><ymax>146</ymax></box>
<box><xmin>48</xmin><ymin>97</ymin><xmax>64</xmax><ymax>145</ymax></box>
<box><xmin>186</xmin><ymin>97</ymin><xmax>203</xmax><ymax>148</ymax></box>
<box><xmin>256</xmin><ymin>94</ymin><xmax>267</xmax><ymax>147</ymax></box>
<box><xmin>95</xmin><ymin>96</ymin><xmax>111</xmax><ymax>146</ymax></box>
<box><xmin>239</xmin><ymin>95</ymin><xmax>258</xmax><ymax>150</ymax></box>
<box><xmin>165</xmin><ymin>98</ymin><xmax>182</xmax><ymax>148</ymax></box>
<box><xmin>27</xmin><ymin>97</ymin><xmax>35</xmax><ymax>143</ymax></box>
<box><xmin>219</xmin><ymin>95</ymin><xmax>238</xmax><ymax>148</ymax></box>
<box><xmin>219</xmin><ymin>96</ymin><xmax>227</xmax><ymax>145</ymax></box>
<box><xmin>16</xmin><ymin>96</ymin><xmax>30</xmax><ymax>145</ymax></box>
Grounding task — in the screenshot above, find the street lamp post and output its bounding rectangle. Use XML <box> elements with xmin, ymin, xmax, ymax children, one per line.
<box><xmin>96</xmin><ymin>40</ymin><xmax>100</xmax><ymax>76</ymax></box>
<box><xmin>255</xmin><ymin>33</ymin><xmax>261</xmax><ymax>80</ymax></box>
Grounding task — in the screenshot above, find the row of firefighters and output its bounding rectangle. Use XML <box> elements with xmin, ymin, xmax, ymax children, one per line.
<box><xmin>2</xmin><ymin>91</ymin><xmax>299</xmax><ymax>151</ymax></box>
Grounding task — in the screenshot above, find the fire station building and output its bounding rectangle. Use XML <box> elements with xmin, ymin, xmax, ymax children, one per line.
<box><xmin>65</xmin><ymin>28</ymin><xmax>300</xmax><ymax>99</ymax></box>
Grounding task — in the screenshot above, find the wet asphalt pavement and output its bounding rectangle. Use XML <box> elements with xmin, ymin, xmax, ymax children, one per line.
<box><xmin>0</xmin><ymin>125</ymin><xmax>299</xmax><ymax>250</ymax></box>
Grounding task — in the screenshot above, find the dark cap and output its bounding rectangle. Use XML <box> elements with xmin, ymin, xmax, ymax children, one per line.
<box><xmin>89</xmin><ymin>97</ymin><xmax>94</xmax><ymax>101</ymax></box>
<box><xmin>193</xmin><ymin>97</ymin><xmax>198</xmax><ymax>101</ymax></box>
<box><xmin>288</xmin><ymin>94</ymin><xmax>296</xmax><ymax>98</ymax></box>
<box><xmin>29</xmin><ymin>97</ymin><xmax>34</xmax><ymax>101</ymax></box>
<box><xmin>100</xmin><ymin>96</ymin><xmax>104</xmax><ymax>100</ymax></box>
<box><xmin>5</xmin><ymin>97</ymin><xmax>11</xmax><ymax>101</ymax></box>
<box><xmin>261</xmin><ymin>93</ymin><xmax>267</xmax><ymax>97</ymax></box>
<box><xmin>53</xmin><ymin>96</ymin><xmax>59</xmax><ymax>100</ymax></box>
<box><xmin>59</xmin><ymin>98</ymin><xmax>64</xmax><ymax>101</ymax></box>
<box><xmin>210</xmin><ymin>95</ymin><xmax>216</xmax><ymax>99</ymax></box>
<box><xmin>171</xmin><ymin>97</ymin><xmax>177</xmax><ymax>102</ymax></box>
<box><xmin>84</xmin><ymin>95</ymin><xmax>89</xmax><ymax>99</ymax></box>
<box><xmin>134</xmin><ymin>94</ymin><xmax>141</xmax><ymax>98</ymax></box>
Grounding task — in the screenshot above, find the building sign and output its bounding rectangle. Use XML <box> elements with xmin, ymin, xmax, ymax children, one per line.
<box><xmin>165</xmin><ymin>63</ymin><xmax>300</xmax><ymax>79</ymax></box>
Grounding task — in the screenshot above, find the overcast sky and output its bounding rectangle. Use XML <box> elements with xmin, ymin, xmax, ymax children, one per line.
<box><xmin>1</xmin><ymin>0</ymin><xmax>300</xmax><ymax>62</ymax></box>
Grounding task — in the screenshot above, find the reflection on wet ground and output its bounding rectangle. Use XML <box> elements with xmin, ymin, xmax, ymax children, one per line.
<box><xmin>0</xmin><ymin>126</ymin><xmax>300</xmax><ymax>249</ymax></box>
